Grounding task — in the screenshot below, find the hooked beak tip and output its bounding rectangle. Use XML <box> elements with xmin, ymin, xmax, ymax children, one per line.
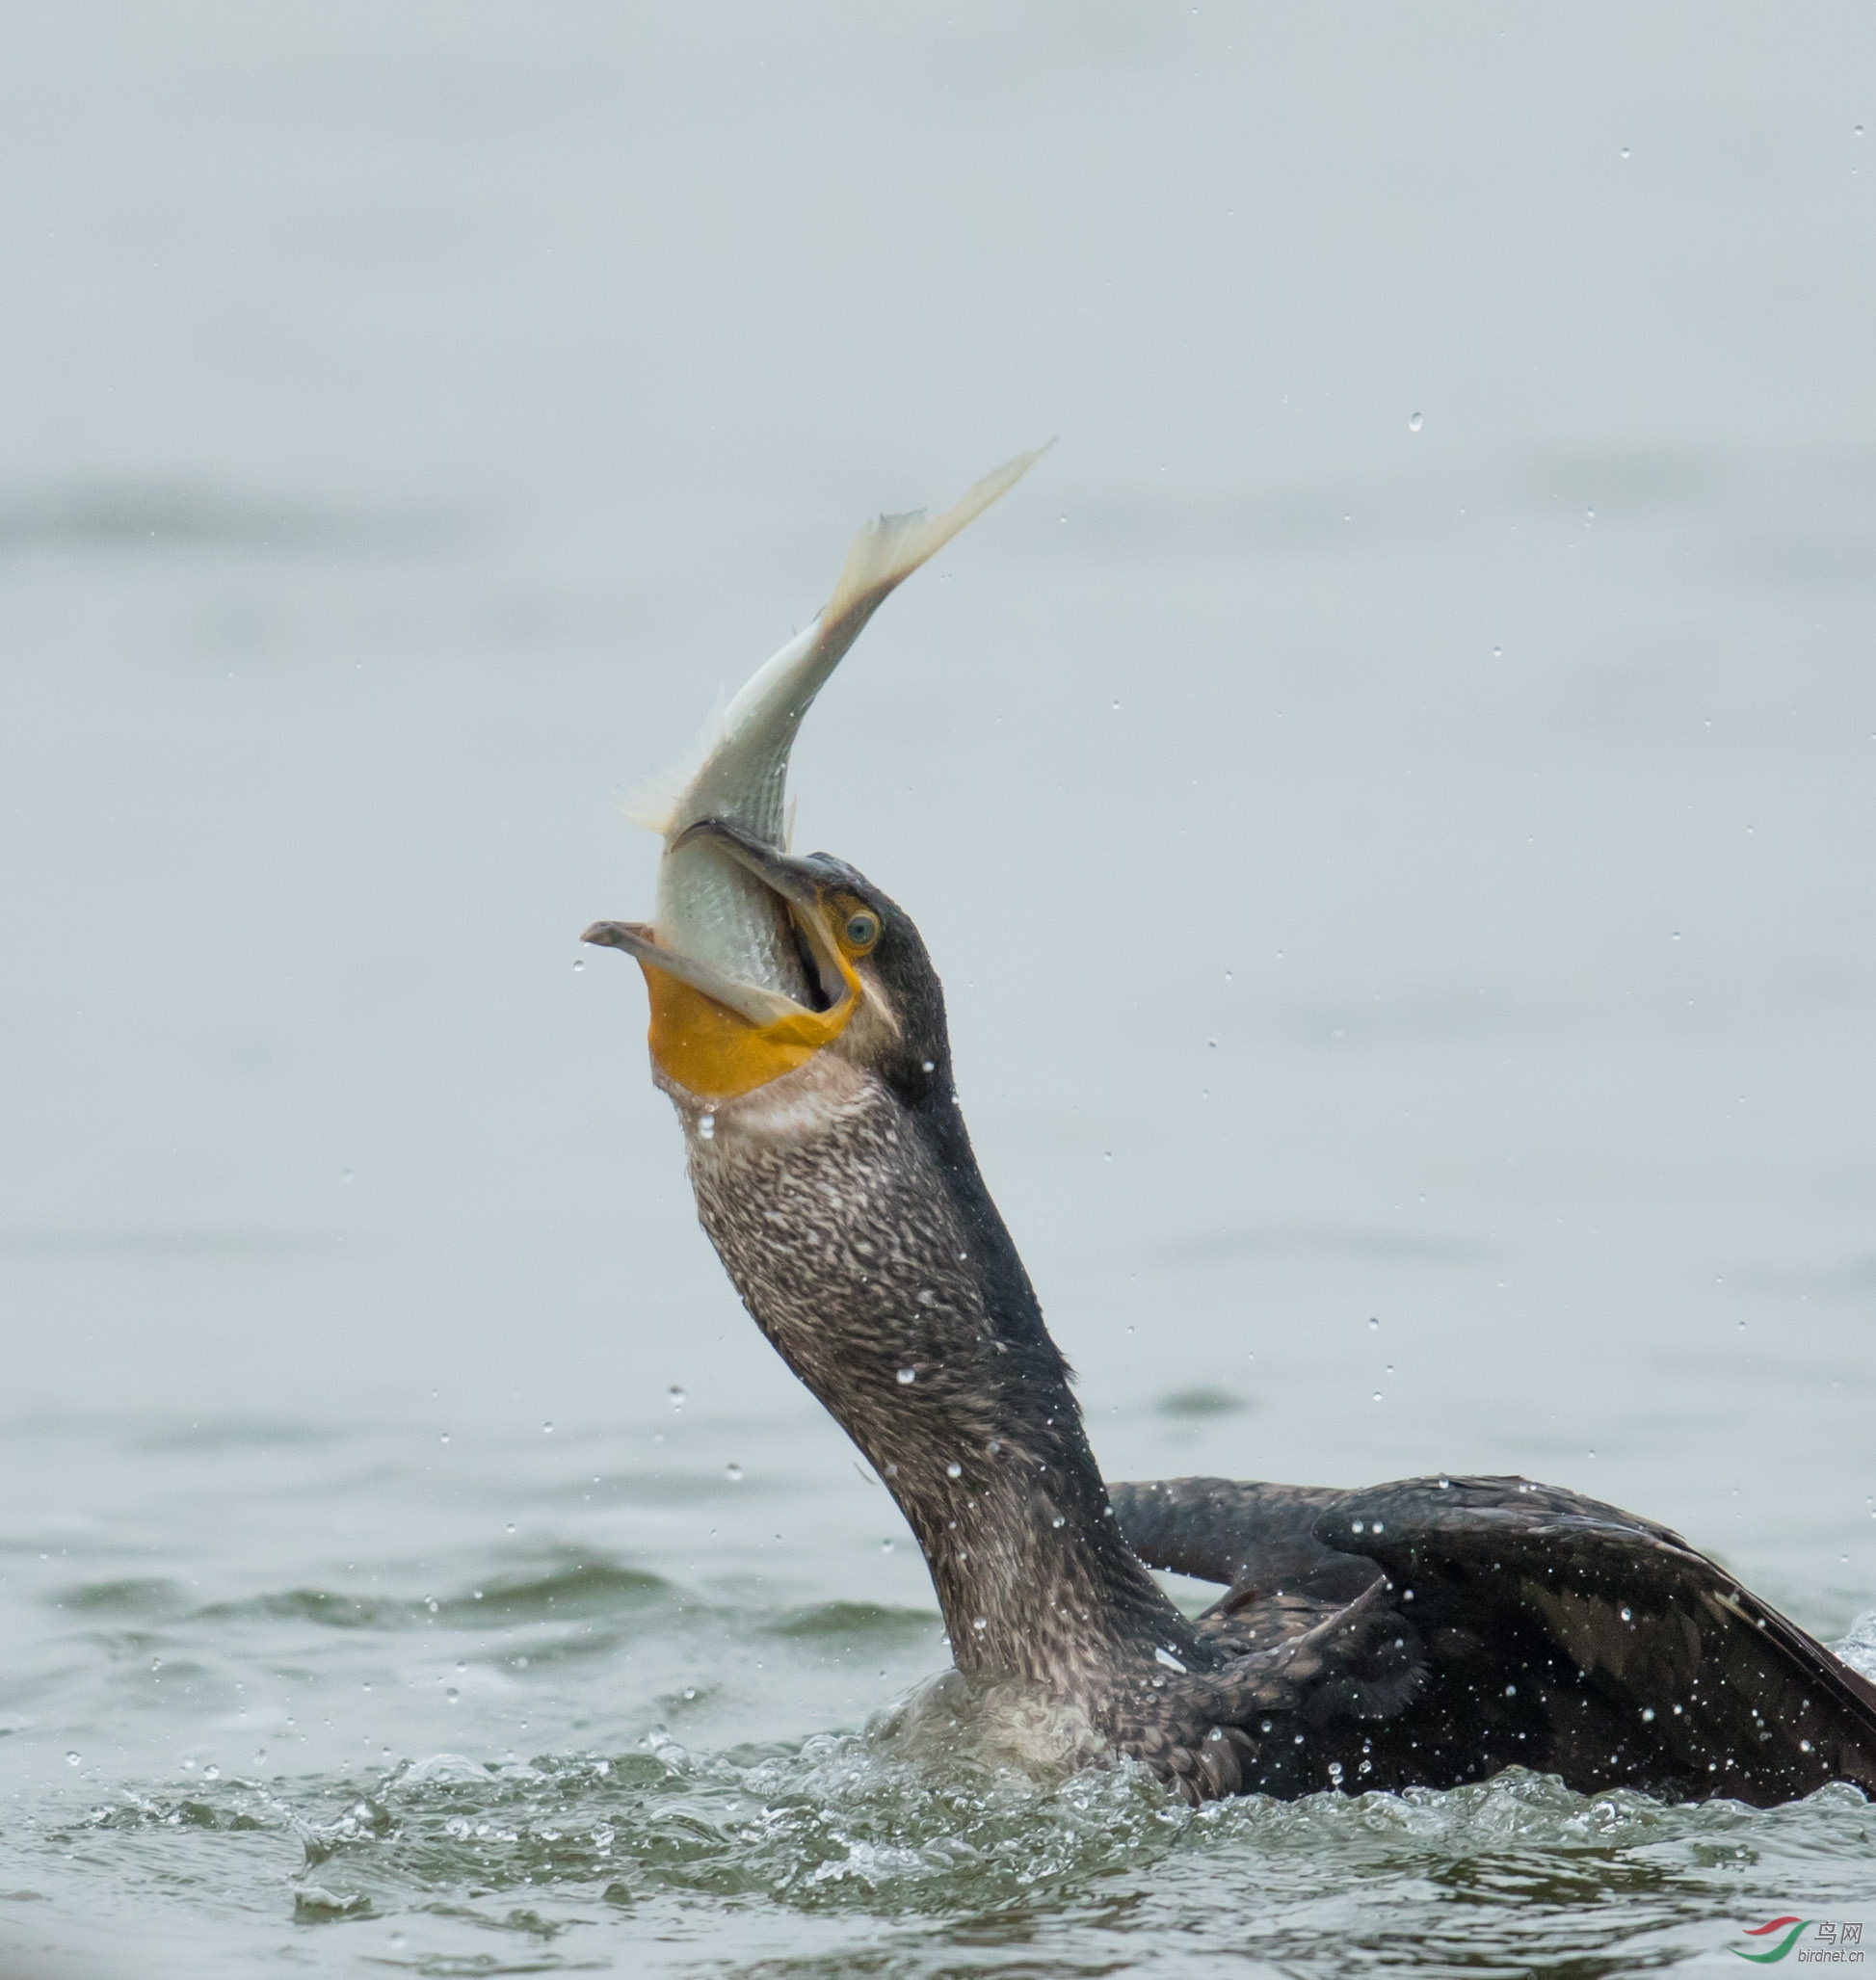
<box><xmin>582</xmin><ymin>920</ymin><xmax>637</xmax><ymax>949</ymax></box>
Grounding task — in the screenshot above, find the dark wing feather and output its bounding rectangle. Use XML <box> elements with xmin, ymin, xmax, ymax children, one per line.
<box><xmin>1109</xmin><ymin>1477</ymin><xmax>1379</xmax><ymax>1605</ymax></box>
<box><xmin>1113</xmin><ymin>1472</ymin><xmax>1876</xmax><ymax>1808</ymax></box>
<box><xmin>1316</xmin><ymin>1473</ymin><xmax>1876</xmax><ymax>1806</ymax></box>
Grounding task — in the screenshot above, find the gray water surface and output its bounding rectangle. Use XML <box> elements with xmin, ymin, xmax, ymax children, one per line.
<box><xmin>3</xmin><ymin>6</ymin><xmax>1875</xmax><ymax>1974</ymax></box>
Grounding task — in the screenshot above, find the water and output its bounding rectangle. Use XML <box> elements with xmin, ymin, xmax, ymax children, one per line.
<box><xmin>4</xmin><ymin>5</ymin><xmax>1876</xmax><ymax>1973</ymax></box>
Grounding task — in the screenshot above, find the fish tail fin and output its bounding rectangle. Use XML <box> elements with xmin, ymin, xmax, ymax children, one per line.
<box><xmin>822</xmin><ymin>442</ymin><xmax>1053</xmax><ymax>635</ymax></box>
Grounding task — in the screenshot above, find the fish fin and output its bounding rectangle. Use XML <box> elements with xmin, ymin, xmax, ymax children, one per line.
<box><xmin>822</xmin><ymin>443</ymin><xmax>1052</xmax><ymax>638</ymax></box>
<box><xmin>626</xmin><ymin>684</ymin><xmax>728</xmax><ymax>834</ymax></box>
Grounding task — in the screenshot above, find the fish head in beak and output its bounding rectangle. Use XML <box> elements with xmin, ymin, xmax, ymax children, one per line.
<box><xmin>582</xmin><ymin>821</ymin><xmax>940</xmax><ymax>1103</ymax></box>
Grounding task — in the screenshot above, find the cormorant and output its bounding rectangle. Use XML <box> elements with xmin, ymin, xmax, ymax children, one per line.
<box><xmin>584</xmin><ymin>454</ymin><xmax>1876</xmax><ymax>1807</ymax></box>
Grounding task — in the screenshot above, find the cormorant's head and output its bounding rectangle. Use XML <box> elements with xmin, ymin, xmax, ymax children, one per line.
<box><xmin>582</xmin><ymin>819</ymin><xmax>945</xmax><ymax>1104</ymax></box>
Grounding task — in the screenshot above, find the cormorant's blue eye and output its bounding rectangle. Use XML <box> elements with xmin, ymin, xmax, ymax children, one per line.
<box><xmin>844</xmin><ymin>911</ymin><xmax>880</xmax><ymax>950</ymax></box>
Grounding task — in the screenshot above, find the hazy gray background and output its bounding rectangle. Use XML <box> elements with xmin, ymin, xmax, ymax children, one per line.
<box><xmin>2</xmin><ymin>7</ymin><xmax>1873</xmax><ymax>1971</ymax></box>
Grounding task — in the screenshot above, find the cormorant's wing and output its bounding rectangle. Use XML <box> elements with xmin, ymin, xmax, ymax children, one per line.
<box><xmin>1109</xmin><ymin>1477</ymin><xmax>1376</xmax><ymax>1604</ymax></box>
<box><xmin>1113</xmin><ymin>1472</ymin><xmax>1876</xmax><ymax>1808</ymax></box>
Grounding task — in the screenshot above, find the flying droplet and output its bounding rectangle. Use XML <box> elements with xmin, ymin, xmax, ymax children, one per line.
<box><xmin>1620</xmin><ymin>1606</ymin><xmax>1633</xmax><ymax>1623</ymax></box>
<box><xmin>1492</xmin><ymin>645</ymin><xmax>1503</xmax><ymax>659</ymax></box>
<box><xmin>65</xmin><ymin>1751</ymin><xmax>80</xmax><ymax>1767</ymax></box>
<box><xmin>920</xmin><ymin>1059</ymin><xmax>935</xmax><ymax>1073</ymax></box>
<box><xmin>698</xmin><ymin>1113</ymin><xmax>715</xmax><ymax>1141</ymax></box>
<box><xmin>572</xmin><ymin>958</ymin><xmax>584</xmax><ymax>972</ymax></box>
<box><xmin>726</xmin><ymin>1462</ymin><xmax>744</xmax><ymax>1483</ymax></box>
<box><xmin>972</xmin><ymin>1616</ymin><xmax>988</xmax><ymax>1632</ymax></box>
<box><xmin>1051</xmin><ymin>1514</ymin><xmax>1066</xmax><ymax>1528</ymax></box>
<box><xmin>947</xmin><ymin>1462</ymin><xmax>963</xmax><ymax>1479</ymax></box>
<box><xmin>897</xmin><ymin>1366</ymin><xmax>916</xmax><ymax>1385</ymax></box>
<box><xmin>1372</xmin><ymin>1391</ymin><xmax>1383</xmax><ymax>1404</ymax></box>
<box><xmin>1368</xmin><ymin>1317</ymin><xmax>1380</xmax><ymax>1332</ymax></box>
<box><xmin>668</xmin><ymin>1385</ymin><xmax>686</xmax><ymax>1410</ymax></box>
<box><xmin>542</xmin><ymin>1421</ymin><xmax>553</xmax><ymax>1436</ymax></box>
<box><xmin>1408</xmin><ymin>411</ymin><xmax>1423</xmax><ymax>433</ymax></box>
<box><xmin>881</xmin><ymin>1538</ymin><xmax>895</xmax><ymax>1553</ymax></box>
<box><xmin>1620</xmin><ymin>145</ymin><xmax>1630</xmax><ymax>159</ymax></box>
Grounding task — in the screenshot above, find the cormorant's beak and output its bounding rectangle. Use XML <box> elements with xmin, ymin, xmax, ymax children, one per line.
<box><xmin>582</xmin><ymin>824</ymin><xmax>862</xmax><ymax>1101</ymax></box>
<box><xmin>584</xmin><ymin>447</ymin><xmax>1046</xmax><ymax>1101</ymax></box>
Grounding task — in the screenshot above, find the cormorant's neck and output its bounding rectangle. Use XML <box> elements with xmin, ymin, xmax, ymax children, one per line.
<box><xmin>674</xmin><ymin>1055</ymin><xmax>1206</xmax><ymax>1691</ymax></box>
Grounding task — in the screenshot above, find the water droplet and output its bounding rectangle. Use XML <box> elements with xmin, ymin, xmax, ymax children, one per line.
<box><xmin>572</xmin><ymin>957</ymin><xmax>584</xmax><ymax>972</ymax></box>
<box><xmin>149</xmin><ymin>1658</ymin><xmax>162</xmax><ymax>1673</ymax></box>
<box><xmin>698</xmin><ymin>1113</ymin><xmax>715</xmax><ymax>1141</ymax></box>
<box><xmin>1620</xmin><ymin>1606</ymin><xmax>1633</xmax><ymax>1623</ymax></box>
<box><xmin>881</xmin><ymin>1538</ymin><xmax>895</xmax><ymax>1553</ymax></box>
<box><xmin>65</xmin><ymin>1751</ymin><xmax>80</xmax><ymax>1767</ymax></box>
<box><xmin>1368</xmin><ymin>1316</ymin><xmax>1380</xmax><ymax>1332</ymax></box>
<box><xmin>726</xmin><ymin>1463</ymin><xmax>744</xmax><ymax>1483</ymax></box>
<box><xmin>1112</xmin><ymin>699</ymin><xmax>1121</xmax><ymax>711</ymax></box>
<box><xmin>1505</xmin><ymin>1683</ymin><xmax>1517</xmax><ymax>1697</ymax></box>
<box><xmin>1372</xmin><ymin>1392</ymin><xmax>1383</xmax><ymax>1404</ymax></box>
<box><xmin>180</xmin><ymin>1757</ymin><xmax>197</xmax><ymax>1771</ymax></box>
<box><xmin>341</xmin><ymin>1168</ymin><xmax>354</xmax><ymax>1184</ymax></box>
<box><xmin>542</xmin><ymin>1421</ymin><xmax>553</xmax><ymax>1435</ymax></box>
<box><xmin>920</xmin><ymin>1059</ymin><xmax>935</xmax><ymax>1073</ymax></box>
<box><xmin>1408</xmin><ymin>410</ymin><xmax>1423</xmax><ymax>433</ymax></box>
<box><xmin>897</xmin><ymin>1366</ymin><xmax>916</xmax><ymax>1385</ymax></box>
<box><xmin>1585</xmin><ymin>508</ymin><xmax>1595</xmax><ymax>524</ymax></box>
<box><xmin>1492</xmin><ymin>645</ymin><xmax>1503</xmax><ymax>659</ymax></box>
<box><xmin>1620</xmin><ymin>145</ymin><xmax>1630</xmax><ymax>159</ymax></box>
<box><xmin>972</xmin><ymin>1616</ymin><xmax>988</xmax><ymax>1632</ymax></box>
<box><xmin>439</xmin><ymin>1433</ymin><xmax>449</xmax><ymax>1444</ymax></box>
<box><xmin>506</xmin><ymin>1522</ymin><xmax>516</xmax><ymax>1534</ymax></box>
<box><xmin>947</xmin><ymin>1462</ymin><xmax>963</xmax><ymax>1479</ymax></box>
<box><xmin>446</xmin><ymin>1688</ymin><xmax>460</xmax><ymax>1704</ymax></box>
<box><xmin>1641</xmin><ymin>1706</ymin><xmax>1655</xmax><ymax>1722</ymax></box>
<box><xmin>1051</xmin><ymin>1514</ymin><xmax>1066</xmax><ymax>1528</ymax></box>
<box><xmin>668</xmin><ymin>1385</ymin><xmax>686</xmax><ymax>1410</ymax></box>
